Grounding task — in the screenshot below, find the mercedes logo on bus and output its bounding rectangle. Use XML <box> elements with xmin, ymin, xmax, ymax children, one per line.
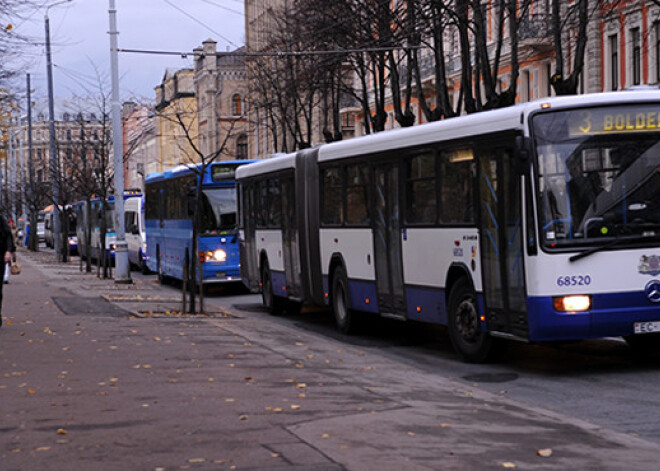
<box><xmin>645</xmin><ymin>280</ymin><xmax>660</xmax><ymax>303</ymax></box>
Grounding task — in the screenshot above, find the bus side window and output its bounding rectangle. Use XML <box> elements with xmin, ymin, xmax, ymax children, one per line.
<box><xmin>440</xmin><ymin>148</ymin><xmax>475</xmax><ymax>225</ymax></box>
<box><xmin>321</xmin><ymin>167</ymin><xmax>343</xmax><ymax>226</ymax></box>
<box><xmin>405</xmin><ymin>152</ymin><xmax>436</xmax><ymax>225</ymax></box>
<box><xmin>345</xmin><ymin>164</ymin><xmax>369</xmax><ymax>226</ymax></box>
<box><xmin>268</xmin><ymin>178</ymin><xmax>282</xmax><ymax>228</ymax></box>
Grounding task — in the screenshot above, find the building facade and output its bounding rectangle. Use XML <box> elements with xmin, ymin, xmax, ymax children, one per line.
<box><xmin>122</xmin><ymin>102</ymin><xmax>159</xmax><ymax>191</ymax></box>
<box><xmin>193</xmin><ymin>39</ymin><xmax>249</xmax><ymax>161</ymax></box>
<box><xmin>244</xmin><ymin>0</ymin><xmax>660</xmax><ymax>154</ymax></box>
<box><xmin>155</xmin><ymin>68</ymin><xmax>198</xmax><ymax>171</ymax></box>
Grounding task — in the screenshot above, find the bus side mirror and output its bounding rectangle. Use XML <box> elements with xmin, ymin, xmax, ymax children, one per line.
<box><xmin>515</xmin><ymin>135</ymin><xmax>530</xmax><ymax>163</ymax></box>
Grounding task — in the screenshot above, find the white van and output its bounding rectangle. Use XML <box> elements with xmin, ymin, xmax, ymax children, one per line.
<box><xmin>124</xmin><ymin>195</ymin><xmax>148</xmax><ymax>273</ymax></box>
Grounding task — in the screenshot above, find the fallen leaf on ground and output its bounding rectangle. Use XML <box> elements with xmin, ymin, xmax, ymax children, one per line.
<box><xmin>537</xmin><ymin>448</ymin><xmax>552</xmax><ymax>457</ymax></box>
<box><xmin>501</xmin><ymin>463</ymin><xmax>516</xmax><ymax>468</ymax></box>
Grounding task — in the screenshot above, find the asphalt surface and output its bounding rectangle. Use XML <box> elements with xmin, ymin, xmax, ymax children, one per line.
<box><xmin>2</xmin><ymin>248</ymin><xmax>660</xmax><ymax>470</ymax></box>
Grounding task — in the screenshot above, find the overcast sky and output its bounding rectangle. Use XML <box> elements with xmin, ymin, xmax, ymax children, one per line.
<box><xmin>16</xmin><ymin>0</ymin><xmax>245</xmax><ymax>105</ymax></box>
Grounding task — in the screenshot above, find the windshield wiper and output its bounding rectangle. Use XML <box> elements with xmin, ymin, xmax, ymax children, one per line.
<box><xmin>569</xmin><ymin>236</ymin><xmax>630</xmax><ymax>262</ymax></box>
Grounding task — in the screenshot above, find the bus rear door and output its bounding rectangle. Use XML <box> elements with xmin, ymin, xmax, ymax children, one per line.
<box><xmin>372</xmin><ymin>161</ymin><xmax>406</xmax><ymax>318</ymax></box>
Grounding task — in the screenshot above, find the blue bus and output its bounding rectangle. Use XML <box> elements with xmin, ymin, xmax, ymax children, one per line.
<box><xmin>144</xmin><ymin>161</ymin><xmax>256</xmax><ymax>284</ymax></box>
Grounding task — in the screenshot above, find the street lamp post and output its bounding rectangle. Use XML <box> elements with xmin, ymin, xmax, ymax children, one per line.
<box><xmin>109</xmin><ymin>0</ymin><xmax>130</xmax><ymax>283</ymax></box>
<box><xmin>45</xmin><ymin>0</ymin><xmax>71</xmax><ymax>260</ymax></box>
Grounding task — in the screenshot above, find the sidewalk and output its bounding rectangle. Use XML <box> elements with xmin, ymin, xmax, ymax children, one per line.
<box><xmin>2</xmin><ymin>249</ymin><xmax>660</xmax><ymax>470</ymax></box>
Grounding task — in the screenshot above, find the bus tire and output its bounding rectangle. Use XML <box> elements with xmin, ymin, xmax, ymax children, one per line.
<box><xmin>331</xmin><ymin>266</ymin><xmax>357</xmax><ymax>334</ymax></box>
<box><xmin>261</xmin><ymin>262</ymin><xmax>283</xmax><ymax>315</ymax></box>
<box><xmin>447</xmin><ymin>278</ymin><xmax>502</xmax><ymax>363</ymax></box>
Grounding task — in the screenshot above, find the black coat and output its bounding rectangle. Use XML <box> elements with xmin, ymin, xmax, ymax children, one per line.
<box><xmin>0</xmin><ymin>217</ymin><xmax>16</xmax><ymax>256</ymax></box>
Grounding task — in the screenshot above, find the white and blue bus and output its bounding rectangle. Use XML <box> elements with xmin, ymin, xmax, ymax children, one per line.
<box><xmin>124</xmin><ymin>194</ymin><xmax>147</xmax><ymax>273</ymax></box>
<box><xmin>237</xmin><ymin>90</ymin><xmax>660</xmax><ymax>362</ymax></box>
<box><xmin>144</xmin><ymin>161</ymin><xmax>255</xmax><ymax>284</ymax></box>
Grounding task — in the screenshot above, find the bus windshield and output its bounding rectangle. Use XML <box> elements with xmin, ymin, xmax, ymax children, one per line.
<box><xmin>199</xmin><ymin>187</ymin><xmax>237</xmax><ymax>235</ymax></box>
<box><xmin>533</xmin><ymin>105</ymin><xmax>660</xmax><ymax>249</ymax></box>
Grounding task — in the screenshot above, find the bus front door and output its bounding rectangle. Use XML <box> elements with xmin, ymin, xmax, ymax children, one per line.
<box><xmin>373</xmin><ymin>163</ymin><xmax>406</xmax><ymax>318</ymax></box>
<box><xmin>478</xmin><ymin>146</ymin><xmax>527</xmax><ymax>338</ymax></box>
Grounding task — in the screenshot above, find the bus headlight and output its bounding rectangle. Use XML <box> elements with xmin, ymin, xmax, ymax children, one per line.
<box><xmin>553</xmin><ymin>295</ymin><xmax>591</xmax><ymax>312</ymax></box>
<box><xmin>199</xmin><ymin>249</ymin><xmax>227</xmax><ymax>262</ymax></box>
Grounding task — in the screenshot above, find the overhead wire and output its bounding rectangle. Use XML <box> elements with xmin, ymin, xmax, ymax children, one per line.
<box><xmin>161</xmin><ymin>0</ymin><xmax>239</xmax><ymax>49</ymax></box>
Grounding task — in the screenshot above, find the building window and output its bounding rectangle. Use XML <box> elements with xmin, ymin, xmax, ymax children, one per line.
<box><xmin>609</xmin><ymin>34</ymin><xmax>618</xmax><ymax>90</ymax></box>
<box><xmin>632</xmin><ymin>27</ymin><xmax>641</xmax><ymax>86</ymax></box>
<box><xmin>66</xmin><ymin>130</ymin><xmax>72</xmax><ymax>140</ymax></box>
<box><xmin>232</xmin><ymin>94</ymin><xmax>242</xmax><ymax>116</ymax></box>
<box><xmin>236</xmin><ymin>134</ymin><xmax>248</xmax><ymax>159</ymax></box>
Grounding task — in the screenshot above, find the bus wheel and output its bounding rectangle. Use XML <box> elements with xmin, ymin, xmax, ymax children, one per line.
<box><xmin>261</xmin><ymin>262</ymin><xmax>283</xmax><ymax>315</ymax></box>
<box><xmin>331</xmin><ymin>266</ymin><xmax>357</xmax><ymax>334</ymax></box>
<box><xmin>447</xmin><ymin>278</ymin><xmax>502</xmax><ymax>363</ymax></box>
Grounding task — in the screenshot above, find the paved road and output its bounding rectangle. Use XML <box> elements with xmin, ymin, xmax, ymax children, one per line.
<box><xmin>2</xmin><ymin>249</ymin><xmax>660</xmax><ymax>470</ymax></box>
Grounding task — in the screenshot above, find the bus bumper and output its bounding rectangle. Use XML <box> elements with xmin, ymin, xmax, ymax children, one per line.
<box><xmin>527</xmin><ymin>291</ymin><xmax>660</xmax><ymax>341</ymax></box>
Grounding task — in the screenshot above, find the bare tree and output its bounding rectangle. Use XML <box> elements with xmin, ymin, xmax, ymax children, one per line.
<box><xmin>155</xmin><ymin>104</ymin><xmax>240</xmax><ymax>314</ymax></box>
<box><xmin>0</xmin><ymin>1</ymin><xmax>43</xmax><ymax>86</ymax></box>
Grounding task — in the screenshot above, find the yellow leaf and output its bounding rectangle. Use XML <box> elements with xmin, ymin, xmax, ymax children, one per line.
<box><xmin>501</xmin><ymin>462</ymin><xmax>516</xmax><ymax>468</ymax></box>
<box><xmin>28</xmin><ymin>388</ymin><xmax>36</xmax><ymax>394</ymax></box>
<box><xmin>291</xmin><ymin>404</ymin><xmax>301</xmax><ymax>410</ymax></box>
<box><xmin>321</xmin><ymin>433</ymin><xmax>330</xmax><ymax>439</ymax></box>
<box><xmin>441</xmin><ymin>423</ymin><xmax>452</xmax><ymax>428</ymax></box>
<box><xmin>295</xmin><ymin>383</ymin><xmax>307</xmax><ymax>389</ymax></box>
<box><xmin>537</xmin><ymin>448</ymin><xmax>553</xmax><ymax>458</ymax></box>
<box><xmin>57</xmin><ymin>428</ymin><xmax>67</xmax><ymax>435</ymax></box>
<box><xmin>188</xmin><ymin>458</ymin><xmax>206</xmax><ymax>463</ymax></box>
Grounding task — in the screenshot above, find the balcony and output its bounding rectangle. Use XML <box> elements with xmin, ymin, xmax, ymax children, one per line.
<box><xmin>519</xmin><ymin>14</ymin><xmax>553</xmax><ymax>42</ymax></box>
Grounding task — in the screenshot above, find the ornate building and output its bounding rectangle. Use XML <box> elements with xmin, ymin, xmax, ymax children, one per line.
<box><xmin>193</xmin><ymin>39</ymin><xmax>249</xmax><ymax>161</ymax></box>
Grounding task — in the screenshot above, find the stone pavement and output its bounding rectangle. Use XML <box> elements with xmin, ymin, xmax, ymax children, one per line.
<box><xmin>2</xmin><ymin>248</ymin><xmax>660</xmax><ymax>470</ymax></box>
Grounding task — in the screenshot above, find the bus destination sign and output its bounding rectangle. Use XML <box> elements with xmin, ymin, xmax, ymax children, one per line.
<box><xmin>211</xmin><ymin>165</ymin><xmax>238</xmax><ymax>182</ymax></box>
<box><xmin>569</xmin><ymin>105</ymin><xmax>660</xmax><ymax>136</ymax></box>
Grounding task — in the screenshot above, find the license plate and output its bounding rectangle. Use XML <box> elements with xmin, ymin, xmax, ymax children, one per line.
<box><xmin>634</xmin><ymin>321</ymin><xmax>660</xmax><ymax>334</ymax></box>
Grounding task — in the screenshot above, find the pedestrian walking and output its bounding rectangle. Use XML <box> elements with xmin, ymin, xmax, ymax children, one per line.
<box><xmin>0</xmin><ymin>215</ymin><xmax>17</xmax><ymax>327</ymax></box>
<box><xmin>4</xmin><ymin>219</ymin><xmax>17</xmax><ymax>284</ymax></box>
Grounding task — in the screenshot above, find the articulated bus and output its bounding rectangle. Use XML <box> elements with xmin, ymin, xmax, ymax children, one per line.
<box><xmin>144</xmin><ymin>161</ymin><xmax>256</xmax><ymax>284</ymax></box>
<box><xmin>237</xmin><ymin>90</ymin><xmax>660</xmax><ymax>362</ymax></box>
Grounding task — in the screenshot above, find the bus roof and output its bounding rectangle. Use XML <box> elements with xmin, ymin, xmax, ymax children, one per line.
<box><xmin>145</xmin><ymin>160</ymin><xmax>258</xmax><ymax>184</ymax></box>
<box><xmin>235</xmin><ymin>152</ymin><xmax>297</xmax><ymax>180</ymax></box>
<box><xmin>318</xmin><ymin>89</ymin><xmax>660</xmax><ymax>162</ymax></box>
<box><xmin>236</xmin><ymin>89</ymin><xmax>660</xmax><ymax>177</ymax></box>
